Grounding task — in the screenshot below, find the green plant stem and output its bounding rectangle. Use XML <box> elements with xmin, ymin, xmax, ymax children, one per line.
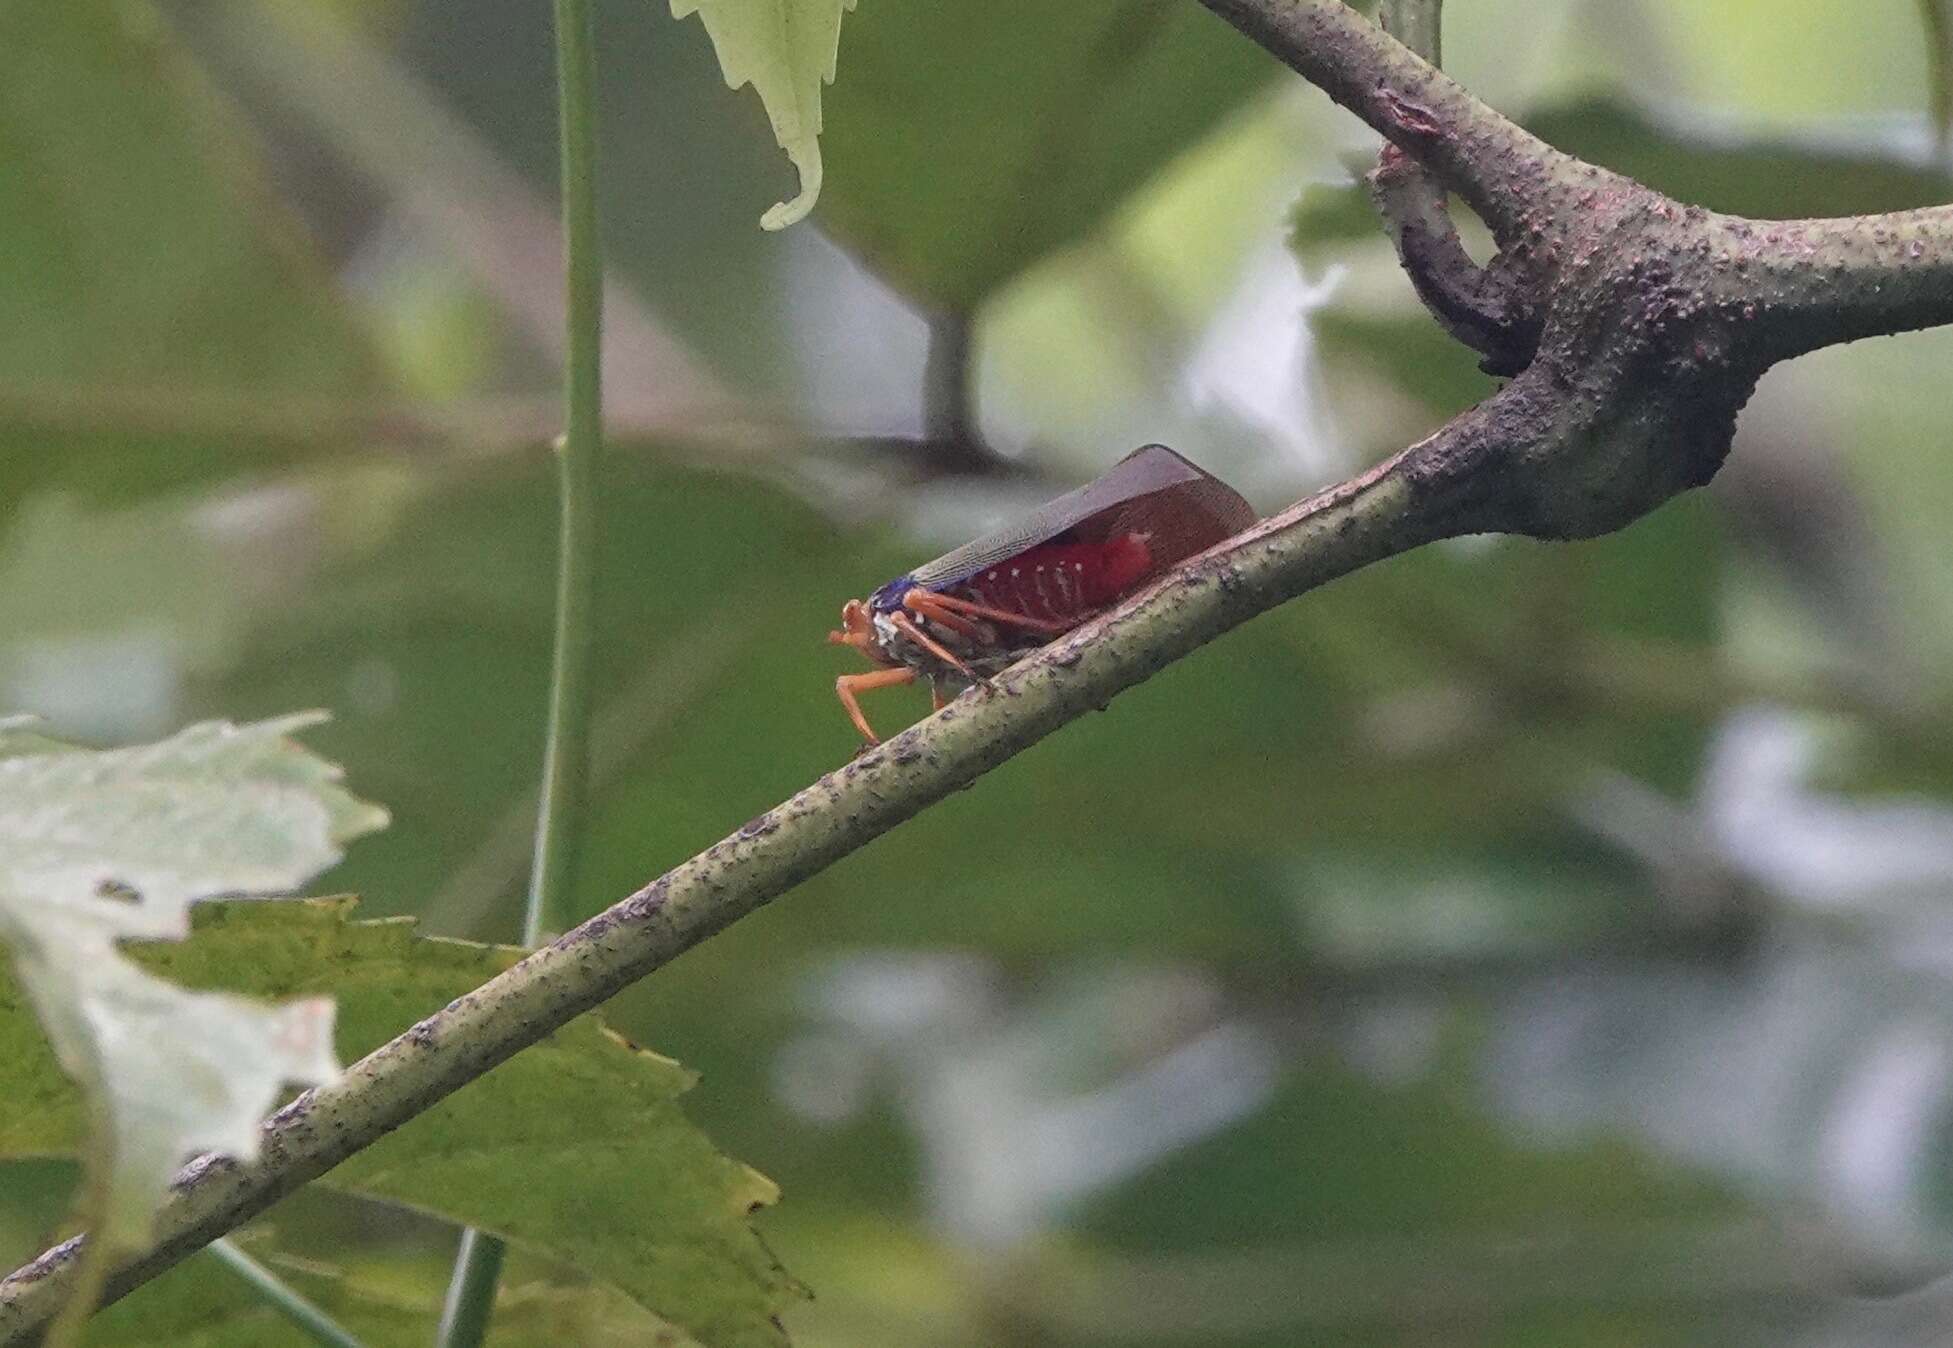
<box><xmin>434</xmin><ymin>0</ymin><xmax>602</xmax><ymax>1342</ymax></box>
<box><xmin>1378</xmin><ymin>0</ymin><xmax>1439</xmax><ymax>65</ymax></box>
<box><xmin>432</xmin><ymin>1229</ymin><xmax>506</xmax><ymax>1348</ymax></box>
<box><xmin>206</xmin><ymin>1239</ymin><xmax>369</xmax><ymax>1348</ymax></box>
<box><xmin>528</xmin><ymin>0</ymin><xmax>604</xmax><ymax>958</ymax></box>
<box><xmin>1922</xmin><ymin>0</ymin><xmax>1953</xmax><ymax>160</ymax></box>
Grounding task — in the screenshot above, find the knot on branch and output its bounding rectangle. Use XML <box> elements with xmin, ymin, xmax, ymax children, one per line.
<box><xmin>1400</xmin><ymin>185</ymin><xmax>1771</xmax><ymax>540</ymax></box>
<box><xmin>1207</xmin><ymin>0</ymin><xmax>1953</xmax><ymax>543</ymax></box>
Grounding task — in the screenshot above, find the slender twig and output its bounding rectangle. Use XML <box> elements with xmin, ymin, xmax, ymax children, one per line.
<box><xmin>918</xmin><ymin>308</ymin><xmax>996</xmax><ymax>474</ymax></box>
<box><xmin>921</xmin><ymin>308</ymin><xmax>974</xmax><ymax>446</ymax></box>
<box><xmin>1203</xmin><ymin>0</ymin><xmax>1953</xmax><ymax>357</ymax></box>
<box><xmin>1366</xmin><ymin>0</ymin><xmax>1539</xmax><ymax>374</ymax></box>
<box><xmin>206</xmin><ymin>1239</ymin><xmax>370</xmax><ymax>1348</ymax></box>
<box><xmin>1369</xmin><ymin>0</ymin><xmax>1449</xmax><ymax>266</ymax></box>
<box><xmin>1368</xmin><ymin>145</ymin><xmax>1535</xmax><ymax>373</ymax></box>
<box><xmin>433</xmin><ymin>0</ymin><xmax>603</xmax><ymax>1341</ymax></box>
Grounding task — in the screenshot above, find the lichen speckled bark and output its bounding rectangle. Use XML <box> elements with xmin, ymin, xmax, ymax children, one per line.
<box><xmin>8</xmin><ymin>0</ymin><xmax>1953</xmax><ymax>1336</ymax></box>
<box><xmin>1727</xmin><ymin>206</ymin><xmax>1953</xmax><ymax>355</ymax></box>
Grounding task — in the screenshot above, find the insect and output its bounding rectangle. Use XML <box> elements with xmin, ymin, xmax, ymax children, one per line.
<box><xmin>828</xmin><ymin>444</ymin><xmax>1257</xmax><ymax>743</ymax></box>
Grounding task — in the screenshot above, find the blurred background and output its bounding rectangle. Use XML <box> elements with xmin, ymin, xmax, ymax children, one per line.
<box><xmin>5</xmin><ymin>0</ymin><xmax>1953</xmax><ymax>1343</ymax></box>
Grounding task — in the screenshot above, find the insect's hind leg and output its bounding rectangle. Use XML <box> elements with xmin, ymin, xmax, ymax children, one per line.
<box><xmin>900</xmin><ymin>590</ymin><xmax>986</xmax><ymax>639</ymax></box>
<box><xmin>907</xmin><ymin>588</ymin><xmax>1072</xmax><ymax>634</ymax></box>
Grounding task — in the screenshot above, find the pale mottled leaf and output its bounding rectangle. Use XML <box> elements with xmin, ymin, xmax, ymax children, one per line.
<box><xmin>0</xmin><ymin>716</ymin><xmax>386</xmax><ymax>1245</ymax></box>
<box><xmin>670</xmin><ymin>0</ymin><xmax>858</xmax><ymax>229</ymax></box>
<box><xmin>0</xmin><ymin>901</ymin><xmax>796</xmax><ymax>1348</ymax></box>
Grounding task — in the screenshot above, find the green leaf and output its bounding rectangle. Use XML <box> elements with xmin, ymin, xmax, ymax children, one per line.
<box><xmin>0</xmin><ymin>716</ymin><xmax>386</xmax><ymax>1246</ymax></box>
<box><xmin>1286</xmin><ymin>174</ymin><xmax>1381</xmax><ymax>262</ymax></box>
<box><xmin>670</xmin><ymin>0</ymin><xmax>858</xmax><ymax>230</ymax></box>
<box><xmin>816</xmin><ymin>0</ymin><xmax>1282</xmax><ymax>308</ymax></box>
<box><xmin>0</xmin><ymin>900</ymin><xmax>798</xmax><ymax>1348</ymax></box>
<box><xmin>0</xmin><ymin>3</ymin><xmax>388</xmax><ymax>518</ymax></box>
<box><xmin>0</xmin><ymin>3</ymin><xmax>380</xmax><ymax>393</ymax></box>
<box><xmin>1530</xmin><ymin>94</ymin><xmax>1953</xmax><ymax>219</ymax></box>
<box><xmin>58</xmin><ymin>1188</ymin><xmax>710</xmax><ymax>1346</ymax></box>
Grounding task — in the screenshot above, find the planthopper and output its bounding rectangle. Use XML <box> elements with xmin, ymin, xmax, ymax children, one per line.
<box><xmin>827</xmin><ymin>444</ymin><xmax>1256</xmax><ymax>743</ymax></box>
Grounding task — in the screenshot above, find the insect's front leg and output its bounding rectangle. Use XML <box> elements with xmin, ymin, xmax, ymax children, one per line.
<box><xmin>835</xmin><ymin>666</ymin><xmax>916</xmax><ymax>744</ymax></box>
<box><xmin>887</xmin><ymin>611</ymin><xmax>982</xmax><ymax>684</ymax></box>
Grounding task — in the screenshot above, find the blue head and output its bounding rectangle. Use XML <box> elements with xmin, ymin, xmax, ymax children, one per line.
<box><xmin>868</xmin><ymin>576</ymin><xmax>918</xmax><ymax>614</ymax></box>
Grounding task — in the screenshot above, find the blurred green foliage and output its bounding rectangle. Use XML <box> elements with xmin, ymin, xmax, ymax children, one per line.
<box><xmin>4</xmin><ymin>0</ymin><xmax>1953</xmax><ymax>1345</ymax></box>
<box><xmin>818</xmin><ymin>0</ymin><xmax>1281</xmax><ymax>309</ymax></box>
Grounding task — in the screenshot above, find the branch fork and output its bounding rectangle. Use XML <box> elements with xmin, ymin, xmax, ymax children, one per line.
<box><xmin>1203</xmin><ymin>0</ymin><xmax>1953</xmax><ymax>539</ymax></box>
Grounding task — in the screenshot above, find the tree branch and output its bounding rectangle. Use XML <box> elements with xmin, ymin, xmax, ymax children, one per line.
<box><xmin>1196</xmin><ymin>0</ymin><xmax>1586</xmax><ymax>241</ymax></box>
<box><xmin>1723</xmin><ymin>206</ymin><xmax>1953</xmax><ymax>356</ymax></box>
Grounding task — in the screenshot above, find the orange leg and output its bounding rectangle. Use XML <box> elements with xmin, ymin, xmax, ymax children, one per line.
<box><xmin>836</xmin><ymin>666</ymin><xmax>915</xmax><ymax>744</ymax></box>
<box><xmin>900</xmin><ymin>590</ymin><xmax>986</xmax><ymax>640</ymax></box>
<box><xmin>907</xmin><ymin>588</ymin><xmax>1074</xmax><ymax>635</ymax></box>
<box><xmin>889</xmin><ymin>611</ymin><xmax>982</xmax><ymax>683</ymax></box>
<box><xmin>932</xmin><ymin>684</ymin><xmax>948</xmax><ymax>711</ymax></box>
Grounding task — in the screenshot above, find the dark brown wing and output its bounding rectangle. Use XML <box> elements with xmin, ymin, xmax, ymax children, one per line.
<box><xmin>906</xmin><ymin>445</ymin><xmax>1255</xmax><ymax>593</ymax></box>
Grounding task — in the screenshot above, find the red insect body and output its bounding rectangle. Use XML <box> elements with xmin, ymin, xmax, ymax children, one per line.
<box><xmin>952</xmin><ymin>535</ymin><xmax>1152</xmax><ymax>626</ymax></box>
<box><xmin>828</xmin><ymin>445</ymin><xmax>1255</xmax><ymax>744</ymax></box>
